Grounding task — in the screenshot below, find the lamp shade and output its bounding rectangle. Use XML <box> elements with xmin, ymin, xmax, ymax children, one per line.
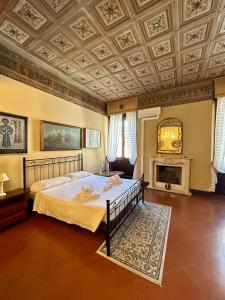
<box><xmin>0</xmin><ymin>173</ymin><xmax>9</xmax><ymax>182</ymax></box>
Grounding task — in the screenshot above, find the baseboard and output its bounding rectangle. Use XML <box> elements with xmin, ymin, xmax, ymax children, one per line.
<box><xmin>190</xmin><ymin>189</ymin><xmax>214</xmax><ymax>197</ymax></box>
<box><xmin>145</xmin><ymin>185</ymin><xmax>213</xmax><ymax>197</ymax></box>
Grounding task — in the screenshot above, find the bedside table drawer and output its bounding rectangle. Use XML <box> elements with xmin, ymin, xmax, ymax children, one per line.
<box><xmin>0</xmin><ymin>211</ymin><xmax>28</xmax><ymax>230</ymax></box>
<box><xmin>0</xmin><ymin>203</ymin><xmax>27</xmax><ymax>219</ymax></box>
<box><xmin>0</xmin><ymin>189</ymin><xmax>29</xmax><ymax>231</ymax></box>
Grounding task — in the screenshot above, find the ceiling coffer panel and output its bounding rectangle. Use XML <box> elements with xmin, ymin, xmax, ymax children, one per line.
<box><xmin>0</xmin><ymin>0</ymin><xmax>224</xmax><ymax>103</ymax></box>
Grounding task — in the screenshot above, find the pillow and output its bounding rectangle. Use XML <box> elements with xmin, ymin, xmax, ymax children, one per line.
<box><xmin>68</xmin><ymin>171</ymin><xmax>93</xmax><ymax>180</ymax></box>
<box><xmin>31</xmin><ymin>176</ymin><xmax>72</xmax><ymax>193</ymax></box>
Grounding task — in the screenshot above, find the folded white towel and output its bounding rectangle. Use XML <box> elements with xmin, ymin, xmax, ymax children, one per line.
<box><xmin>108</xmin><ymin>175</ymin><xmax>123</xmax><ymax>185</ymax></box>
<box><xmin>80</xmin><ymin>184</ymin><xmax>94</xmax><ymax>194</ymax></box>
<box><xmin>102</xmin><ymin>175</ymin><xmax>123</xmax><ymax>191</ymax></box>
<box><xmin>74</xmin><ymin>184</ymin><xmax>100</xmax><ymax>202</ymax></box>
<box><xmin>103</xmin><ymin>182</ymin><xmax>113</xmax><ymax>192</ymax></box>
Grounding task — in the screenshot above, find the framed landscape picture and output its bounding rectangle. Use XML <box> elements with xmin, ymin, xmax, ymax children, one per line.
<box><xmin>41</xmin><ymin>121</ymin><xmax>82</xmax><ymax>151</ymax></box>
<box><xmin>0</xmin><ymin>112</ymin><xmax>27</xmax><ymax>154</ymax></box>
<box><xmin>83</xmin><ymin>128</ymin><xmax>101</xmax><ymax>149</ymax></box>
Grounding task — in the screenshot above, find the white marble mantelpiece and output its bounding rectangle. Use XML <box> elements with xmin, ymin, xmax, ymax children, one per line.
<box><xmin>148</xmin><ymin>157</ymin><xmax>192</xmax><ymax>196</ymax></box>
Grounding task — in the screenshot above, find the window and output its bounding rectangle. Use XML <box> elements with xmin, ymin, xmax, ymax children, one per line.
<box><xmin>107</xmin><ymin>112</ymin><xmax>137</xmax><ymax>165</ymax></box>
<box><xmin>214</xmin><ymin>97</ymin><xmax>225</xmax><ymax>173</ymax></box>
<box><xmin>116</xmin><ymin>114</ymin><xmax>129</xmax><ymax>158</ymax></box>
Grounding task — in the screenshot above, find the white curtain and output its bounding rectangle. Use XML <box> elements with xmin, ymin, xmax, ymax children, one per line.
<box><xmin>107</xmin><ymin>114</ymin><xmax>122</xmax><ymax>162</ymax></box>
<box><xmin>126</xmin><ymin>111</ymin><xmax>137</xmax><ymax>165</ymax></box>
<box><xmin>214</xmin><ymin>97</ymin><xmax>225</xmax><ymax>173</ymax></box>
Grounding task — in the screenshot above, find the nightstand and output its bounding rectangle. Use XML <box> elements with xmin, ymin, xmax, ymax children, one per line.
<box><xmin>0</xmin><ymin>189</ymin><xmax>30</xmax><ymax>231</ymax></box>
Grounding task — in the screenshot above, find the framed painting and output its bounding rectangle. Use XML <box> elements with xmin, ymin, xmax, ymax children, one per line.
<box><xmin>41</xmin><ymin>121</ymin><xmax>82</xmax><ymax>151</ymax></box>
<box><xmin>83</xmin><ymin>128</ymin><xmax>101</xmax><ymax>149</ymax></box>
<box><xmin>0</xmin><ymin>112</ymin><xmax>28</xmax><ymax>154</ymax></box>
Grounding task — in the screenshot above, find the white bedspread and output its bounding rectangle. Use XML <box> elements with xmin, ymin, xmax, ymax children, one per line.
<box><xmin>33</xmin><ymin>175</ymin><xmax>137</xmax><ymax>232</ymax></box>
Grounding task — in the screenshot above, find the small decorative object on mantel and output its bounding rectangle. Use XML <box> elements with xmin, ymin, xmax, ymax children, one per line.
<box><xmin>157</xmin><ymin>118</ymin><xmax>182</xmax><ymax>154</ymax></box>
<box><xmin>0</xmin><ymin>173</ymin><xmax>9</xmax><ymax>197</ymax></box>
<box><xmin>41</xmin><ymin>121</ymin><xmax>82</xmax><ymax>151</ymax></box>
<box><xmin>0</xmin><ymin>112</ymin><xmax>28</xmax><ymax>154</ymax></box>
<box><xmin>83</xmin><ymin>128</ymin><xmax>101</xmax><ymax>149</ymax></box>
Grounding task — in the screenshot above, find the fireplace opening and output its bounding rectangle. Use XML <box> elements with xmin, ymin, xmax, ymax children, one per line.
<box><xmin>157</xmin><ymin>165</ymin><xmax>182</xmax><ymax>185</ymax></box>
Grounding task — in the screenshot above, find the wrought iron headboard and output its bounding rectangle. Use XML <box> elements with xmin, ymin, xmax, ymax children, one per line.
<box><xmin>23</xmin><ymin>153</ymin><xmax>83</xmax><ymax>190</ymax></box>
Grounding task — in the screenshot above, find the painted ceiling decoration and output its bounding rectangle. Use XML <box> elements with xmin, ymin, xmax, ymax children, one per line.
<box><xmin>0</xmin><ymin>42</ymin><xmax>213</xmax><ymax>114</ymax></box>
<box><xmin>0</xmin><ymin>44</ymin><xmax>106</xmax><ymax>114</ymax></box>
<box><xmin>138</xmin><ymin>79</ymin><xmax>213</xmax><ymax>109</ymax></box>
<box><xmin>0</xmin><ymin>0</ymin><xmax>223</xmax><ymax>105</ymax></box>
<box><xmin>44</xmin><ymin>0</ymin><xmax>73</xmax><ymax>13</ymax></box>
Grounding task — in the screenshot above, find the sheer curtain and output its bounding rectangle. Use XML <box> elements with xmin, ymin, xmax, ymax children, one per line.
<box><xmin>107</xmin><ymin>114</ymin><xmax>122</xmax><ymax>162</ymax></box>
<box><xmin>214</xmin><ymin>97</ymin><xmax>225</xmax><ymax>173</ymax></box>
<box><xmin>126</xmin><ymin>111</ymin><xmax>137</xmax><ymax>165</ymax></box>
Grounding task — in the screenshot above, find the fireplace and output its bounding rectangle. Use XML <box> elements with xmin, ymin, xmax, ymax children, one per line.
<box><xmin>157</xmin><ymin>166</ymin><xmax>182</xmax><ymax>185</ymax></box>
<box><xmin>148</xmin><ymin>157</ymin><xmax>192</xmax><ymax>195</ymax></box>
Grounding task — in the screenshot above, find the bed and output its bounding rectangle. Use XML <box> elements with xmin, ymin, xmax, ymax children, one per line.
<box><xmin>23</xmin><ymin>154</ymin><xmax>144</xmax><ymax>256</ymax></box>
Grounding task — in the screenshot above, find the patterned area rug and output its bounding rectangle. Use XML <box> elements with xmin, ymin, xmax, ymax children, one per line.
<box><xmin>97</xmin><ymin>202</ymin><xmax>171</xmax><ymax>286</ymax></box>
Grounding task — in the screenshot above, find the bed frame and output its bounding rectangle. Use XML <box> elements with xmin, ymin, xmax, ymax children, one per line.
<box><xmin>23</xmin><ymin>154</ymin><xmax>144</xmax><ymax>256</ymax></box>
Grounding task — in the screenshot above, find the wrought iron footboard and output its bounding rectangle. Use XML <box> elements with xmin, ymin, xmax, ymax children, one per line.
<box><xmin>105</xmin><ymin>174</ymin><xmax>144</xmax><ymax>256</ymax></box>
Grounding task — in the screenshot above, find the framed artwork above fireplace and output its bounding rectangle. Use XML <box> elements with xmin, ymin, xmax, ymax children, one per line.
<box><xmin>157</xmin><ymin>118</ymin><xmax>183</xmax><ymax>154</ymax></box>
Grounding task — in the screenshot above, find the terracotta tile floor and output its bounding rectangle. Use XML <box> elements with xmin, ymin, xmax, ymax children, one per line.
<box><xmin>1</xmin><ymin>189</ymin><xmax>225</xmax><ymax>300</ymax></box>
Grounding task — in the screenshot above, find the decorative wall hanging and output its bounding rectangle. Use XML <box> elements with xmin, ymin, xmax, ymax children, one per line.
<box><xmin>107</xmin><ymin>97</ymin><xmax>138</xmax><ymax>116</ymax></box>
<box><xmin>41</xmin><ymin>121</ymin><xmax>82</xmax><ymax>151</ymax></box>
<box><xmin>157</xmin><ymin>118</ymin><xmax>182</xmax><ymax>154</ymax></box>
<box><xmin>0</xmin><ymin>112</ymin><xmax>27</xmax><ymax>154</ymax></box>
<box><xmin>83</xmin><ymin>128</ymin><xmax>101</xmax><ymax>149</ymax></box>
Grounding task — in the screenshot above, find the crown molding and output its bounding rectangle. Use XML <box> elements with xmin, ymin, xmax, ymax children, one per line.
<box><xmin>0</xmin><ymin>45</ymin><xmax>106</xmax><ymax>115</ymax></box>
<box><xmin>138</xmin><ymin>80</ymin><xmax>214</xmax><ymax>109</ymax></box>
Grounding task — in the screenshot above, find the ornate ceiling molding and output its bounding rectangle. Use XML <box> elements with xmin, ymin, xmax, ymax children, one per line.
<box><xmin>0</xmin><ymin>44</ymin><xmax>106</xmax><ymax>115</ymax></box>
<box><xmin>0</xmin><ymin>43</ymin><xmax>215</xmax><ymax>112</ymax></box>
<box><xmin>0</xmin><ymin>0</ymin><xmax>224</xmax><ymax>102</ymax></box>
<box><xmin>138</xmin><ymin>80</ymin><xmax>214</xmax><ymax>109</ymax></box>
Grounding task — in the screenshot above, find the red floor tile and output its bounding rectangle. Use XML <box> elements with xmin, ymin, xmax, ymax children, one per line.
<box><xmin>0</xmin><ymin>189</ymin><xmax>225</xmax><ymax>300</ymax></box>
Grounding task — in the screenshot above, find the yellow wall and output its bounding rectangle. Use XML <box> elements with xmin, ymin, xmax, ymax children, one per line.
<box><xmin>0</xmin><ymin>74</ymin><xmax>213</xmax><ymax>192</ymax></box>
<box><xmin>0</xmin><ymin>75</ymin><xmax>107</xmax><ymax>191</ymax></box>
<box><xmin>138</xmin><ymin>100</ymin><xmax>213</xmax><ymax>191</ymax></box>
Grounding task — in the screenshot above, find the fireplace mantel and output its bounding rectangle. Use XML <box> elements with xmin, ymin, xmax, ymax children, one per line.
<box><xmin>148</xmin><ymin>157</ymin><xmax>192</xmax><ymax>195</ymax></box>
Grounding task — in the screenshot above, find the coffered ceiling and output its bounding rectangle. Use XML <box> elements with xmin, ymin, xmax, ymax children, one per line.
<box><xmin>0</xmin><ymin>0</ymin><xmax>225</xmax><ymax>102</ymax></box>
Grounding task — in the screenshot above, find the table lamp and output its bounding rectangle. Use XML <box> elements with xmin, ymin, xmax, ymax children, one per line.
<box><xmin>0</xmin><ymin>173</ymin><xmax>9</xmax><ymax>197</ymax></box>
